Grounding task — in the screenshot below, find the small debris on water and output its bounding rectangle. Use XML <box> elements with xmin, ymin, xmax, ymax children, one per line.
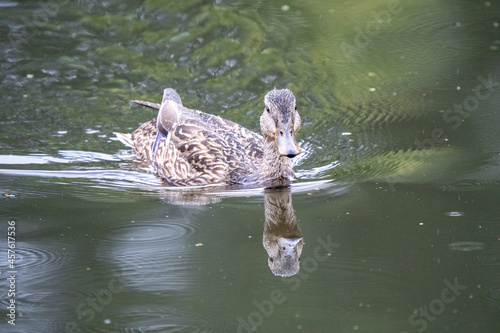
<box><xmin>445</xmin><ymin>211</ymin><xmax>464</xmax><ymax>217</ymax></box>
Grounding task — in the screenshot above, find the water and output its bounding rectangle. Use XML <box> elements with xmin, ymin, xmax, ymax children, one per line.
<box><xmin>1</xmin><ymin>0</ymin><xmax>500</xmax><ymax>332</ymax></box>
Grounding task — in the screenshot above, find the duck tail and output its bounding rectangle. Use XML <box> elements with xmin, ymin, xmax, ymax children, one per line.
<box><xmin>113</xmin><ymin>132</ymin><xmax>134</xmax><ymax>148</ymax></box>
<box><xmin>129</xmin><ymin>100</ymin><xmax>161</xmax><ymax>110</ymax></box>
<box><xmin>129</xmin><ymin>88</ymin><xmax>182</xmax><ymax>110</ymax></box>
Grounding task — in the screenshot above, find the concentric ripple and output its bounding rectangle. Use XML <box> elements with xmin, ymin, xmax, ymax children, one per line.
<box><xmin>98</xmin><ymin>220</ymin><xmax>197</xmax><ymax>244</ymax></box>
<box><xmin>439</xmin><ymin>180</ymin><xmax>485</xmax><ymax>192</ymax></box>
<box><xmin>14</xmin><ymin>242</ymin><xmax>75</xmax><ymax>269</ymax></box>
<box><xmin>84</xmin><ymin>306</ymin><xmax>220</xmax><ymax>333</ymax></box>
<box><xmin>448</xmin><ymin>241</ymin><xmax>484</xmax><ymax>252</ymax></box>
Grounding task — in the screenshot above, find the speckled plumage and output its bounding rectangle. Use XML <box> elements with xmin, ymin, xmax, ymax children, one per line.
<box><xmin>115</xmin><ymin>88</ymin><xmax>301</xmax><ymax>186</ymax></box>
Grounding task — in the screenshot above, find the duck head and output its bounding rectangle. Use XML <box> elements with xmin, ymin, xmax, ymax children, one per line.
<box><xmin>260</xmin><ymin>89</ymin><xmax>301</xmax><ymax>158</ymax></box>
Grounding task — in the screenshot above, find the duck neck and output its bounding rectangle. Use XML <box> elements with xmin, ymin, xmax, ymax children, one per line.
<box><xmin>259</xmin><ymin>135</ymin><xmax>295</xmax><ymax>181</ymax></box>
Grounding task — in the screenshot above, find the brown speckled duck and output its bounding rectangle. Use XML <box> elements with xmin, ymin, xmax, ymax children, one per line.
<box><xmin>115</xmin><ymin>88</ymin><xmax>301</xmax><ymax>186</ymax></box>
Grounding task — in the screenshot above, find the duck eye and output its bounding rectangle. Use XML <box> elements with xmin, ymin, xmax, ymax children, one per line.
<box><xmin>266</xmin><ymin>107</ymin><xmax>270</xmax><ymax>113</ymax></box>
<box><xmin>294</xmin><ymin>106</ymin><xmax>297</xmax><ymax>111</ymax></box>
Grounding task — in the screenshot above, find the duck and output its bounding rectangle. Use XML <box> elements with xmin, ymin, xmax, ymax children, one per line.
<box><xmin>114</xmin><ymin>88</ymin><xmax>301</xmax><ymax>186</ymax></box>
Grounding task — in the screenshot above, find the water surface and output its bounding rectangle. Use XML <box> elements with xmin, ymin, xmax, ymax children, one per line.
<box><xmin>1</xmin><ymin>0</ymin><xmax>500</xmax><ymax>332</ymax></box>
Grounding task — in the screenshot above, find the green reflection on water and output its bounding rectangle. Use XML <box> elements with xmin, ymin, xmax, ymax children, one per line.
<box><xmin>0</xmin><ymin>0</ymin><xmax>498</xmax><ymax>183</ymax></box>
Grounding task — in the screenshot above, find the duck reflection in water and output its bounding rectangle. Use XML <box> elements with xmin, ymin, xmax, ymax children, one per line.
<box><xmin>262</xmin><ymin>188</ymin><xmax>303</xmax><ymax>277</ymax></box>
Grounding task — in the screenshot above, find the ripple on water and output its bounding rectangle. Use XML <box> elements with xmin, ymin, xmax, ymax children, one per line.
<box><xmin>15</xmin><ymin>242</ymin><xmax>75</xmax><ymax>269</ymax></box>
<box><xmin>448</xmin><ymin>241</ymin><xmax>484</xmax><ymax>252</ymax></box>
<box><xmin>1</xmin><ymin>290</ymin><xmax>78</xmax><ymax>331</ymax></box>
<box><xmin>0</xmin><ymin>154</ymin><xmax>68</xmax><ymax>165</ymax></box>
<box><xmin>95</xmin><ymin>209</ymin><xmax>224</xmax><ymax>294</ymax></box>
<box><xmin>445</xmin><ymin>211</ymin><xmax>465</xmax><ymax>217</ymax></box>
<box><xmin>0</xmin><ymin>150</ymin><xmax>120</xmax><ymax>165</ymax></box>
<box><xmin>84</xmin><ymin>306</ymin><xmax>219</xmax><ymax>333</ymax></box>
<box><xmin>439</xmin><ymin>180</ymin><xmax>485</xmax><ymax>191</ymax></box>
<box><xmin>57</xmin><ymin>150</ymin><xmax>121</xmax><ymax>163</ymax></box>
<box><xmin>99</xmin><ymin>220</ymin><xmax>197</xmax><ymax>244</ymax></box>
<box><xmin>12</xmin><ymin>242</ymin><xmax>79</xmax><ymax>290</ymax></box>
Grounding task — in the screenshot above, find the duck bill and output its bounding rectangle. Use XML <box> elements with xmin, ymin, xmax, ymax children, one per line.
<box><xmin>277</xmin><ymin>124</ymin><xmax>301</xmax><ymax>158</ymax></box>
<box><xmin>278</xmin><ymin>237</ymin><xmax>303</xmax><ymax>256</ymax></box>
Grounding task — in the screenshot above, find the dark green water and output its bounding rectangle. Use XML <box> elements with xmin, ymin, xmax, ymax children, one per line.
<box><xmin>1</xmin><ymin>0</ymin><xmax>500</xmax><ymax>332</ymax></box>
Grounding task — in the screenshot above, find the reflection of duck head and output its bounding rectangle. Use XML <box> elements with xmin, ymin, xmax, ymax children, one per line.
<box><xmin>262</xmin><ymin>188</ymin><xmax>303</xmax><ymax>277</ymax></box>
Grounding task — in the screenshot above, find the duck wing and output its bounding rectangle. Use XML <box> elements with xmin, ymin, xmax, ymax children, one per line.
<box><xmin>121</xmin><ymin>88</ymin><xmax>263</xmax><ymax>185</ymax></box>
<box><xmin>148</xmin><ymin>89</ymin><xmax>262</xmax><ymax>185</ymax></box>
